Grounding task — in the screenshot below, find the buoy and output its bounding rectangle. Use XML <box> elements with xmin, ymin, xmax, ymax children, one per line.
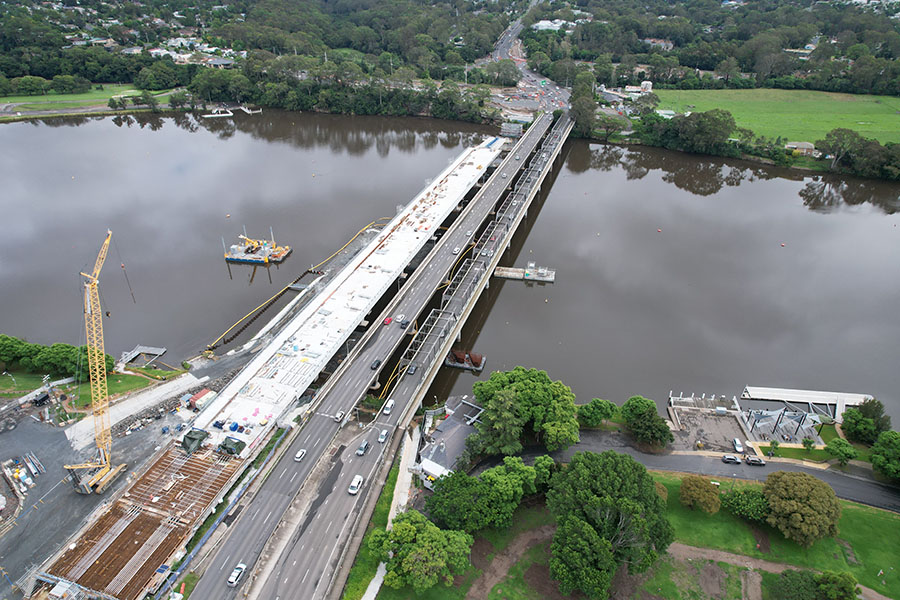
<box><xmin>781</xmin><ymin>243</ymin><xmax>785</xmax><ymax>247</ymax></box>
<box><xmin>545</xmin><ymin>299</ymin><xmax>549</xmax><ymax>303</ymax></box>
<box><xmin>657</xmin><ymin>228</ymin><xmax>662</xmax><ymax>233</ymax></box>
<box><xmin>226</xmin><ymin>213</ymin><xmax>231</xmax><ymax>218</ymax></box>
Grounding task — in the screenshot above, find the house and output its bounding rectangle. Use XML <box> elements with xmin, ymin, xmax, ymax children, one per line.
<box><xmin>642</xmin><ymin>38</ymin><xmax>675</xmax><ymax>51</ymax></box>
<box><xmin>785</xmin><ymin>141</ymin><xmax>820</xmax><ymax>157</ymax></box>
<box><xmin>531</xmin><ymin>19</ymin><xmax>571</xmax><ymax>32</ymax></box>
<box><xmin>413</xmin><ymin>396</ymin><xmax>481</xmax><ymax>490</ymax></box>
<box><xmin>121</xmin><ymin>46</ymin><xmax>143</xmax><ymax>55</ymax></box>
<box><xmin>205</xmin><ymin>57</ymin><xmax>235</xmax><ymax>69</ymax></box>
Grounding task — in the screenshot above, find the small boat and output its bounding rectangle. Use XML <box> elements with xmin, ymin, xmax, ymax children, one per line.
<box><xmin>224</xmin><ymin>227</ymin><xmax>292</xmax><ymax>265</ymax></box>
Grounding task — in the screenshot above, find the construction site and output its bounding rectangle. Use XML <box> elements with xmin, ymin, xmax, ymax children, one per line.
<box><xmin>22</xmin><ymin>135</ymin><xmax>507</xmax><ymax>600</ymax></box>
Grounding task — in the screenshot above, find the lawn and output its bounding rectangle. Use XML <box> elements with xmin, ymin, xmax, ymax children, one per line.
<box><xmin>180</xmin><ymin>573</ymin><xmax>200</xmax><ymax>599</ymax></box>
<box><xmin>342</xmin><ymin>461</ymin><xmax>401</xmax><ymax>600</ymax></box>
<box><xmin>127</xmin><ymin>366</ymin><xmax>186</xmax><ymax>380</ymax></box>
<box><xmin>0</xmin><ymin>370</ymin><xmax>48</xmax><ymax>392</ymax></box>
<box><xmin>653</xmin><ymin>472</ymin><xmax>900</xmax><ymax>599</ymax></box>
<box><xmin>64</xmin><ymin>373</ymin><xmax>153</xmax><ymax>407</ymax></box>
<box><xmin>487</xmin><ymin>541</ymin><xmax>549</xmax><ymax>600</ymax></box>
<box><xmin>0</xmin><ymin>83</ymin><xmax>139</xmax><ymax>105</ymax></box>
<box><xmin>655</xmin><ymin>89</ymin><xmax>900</xmax><ymax>144</ymax></box>
<box><xmin>818</xmin><ymin>424</ymin><xmax>840</xmax><ymax>444</ymax></box>
<box><xmin>757</xmin><ymin>445</ymin><xmax>831</xmax><ymax>462</ymax></box>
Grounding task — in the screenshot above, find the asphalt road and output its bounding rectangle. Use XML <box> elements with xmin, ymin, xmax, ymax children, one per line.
<box><xmin>507</xmin><ymin>431</ymin><xmax>900</xmax><ymax>513</ymax></box>
<box><xmin>191</xmin><ymin>111</ymin><xmax>555</xmax><ymax>600</ymax></box>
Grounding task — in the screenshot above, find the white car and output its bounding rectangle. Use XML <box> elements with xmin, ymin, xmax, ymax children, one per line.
<box><xmin>294</xmin><ymin>449</ymin><xmax>307</xmax><ymax>462</ymax></box>
<box><xmin>334</xmin><ymin>410</ymin><xmax>345</xmax><ymax>423</ymax></box>
<box><xmin>395</xmin><ymin>313</ymin><xmax>405</xmax><ymax>322</ymax></box>
<box><xmin>227</xmin><ymin>563</ymin><xmax>247</xmax><ymax>587</ymax></box>
<box><xmin>378</xmin><ymin>429</ymin><xmax>388</xmax><ymax>443</ymax></box>
<box><xmin>348</xmin><ymin>474</ymin><xmax>364</xmax><ymax>495</ymax></box>
<box><xmin>452</xmin><ymin>247</ymin><xmax>461</xmax><ymax>255</ymax></box>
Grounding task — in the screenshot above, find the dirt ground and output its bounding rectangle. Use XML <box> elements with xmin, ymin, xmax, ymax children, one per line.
<box><xmin>671</xmin><ymin>409</ymin><xmax>747</xmax><ymax>452</ymax></box>
<box><xmin>465</xmin><ymin>525</ymin><xmax>555</xmax><ymax>600</ymax></box>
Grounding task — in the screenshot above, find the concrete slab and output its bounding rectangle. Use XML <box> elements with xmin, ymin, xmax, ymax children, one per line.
<box><xmin>671</xmin><ymin>408</ymin><xmax>747</xmax><ymax>453</ymax></box>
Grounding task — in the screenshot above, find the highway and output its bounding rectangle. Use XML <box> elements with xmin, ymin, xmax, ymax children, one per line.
<box><xmin>190</xmin><ymin>111</ymin><xmax>555</xmax><ymax>599</ymax></box>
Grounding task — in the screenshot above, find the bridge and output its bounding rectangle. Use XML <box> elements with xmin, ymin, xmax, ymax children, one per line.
<box><xmin>24</xmin><ymin>111</ymin><xmax>571</xmax><ymax>600</ymax></box>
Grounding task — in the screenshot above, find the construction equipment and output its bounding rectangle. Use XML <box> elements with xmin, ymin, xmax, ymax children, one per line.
<box><xmin>64</xmin><ymin>230</ymin><xmax>127</xmax><ymax>494</ymax></box>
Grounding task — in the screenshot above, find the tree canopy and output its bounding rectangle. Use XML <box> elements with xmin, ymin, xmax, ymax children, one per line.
<box><xmin>825</xmin><ymin>438</ymin><xmax>859</xmax><ymax>466</ymax></box>
<box><xmin>679</xmin><ymin>475</ymin><xmax>721</xmax><ymax>514</ymax></box>
<box><xmin>368</xmin><ymin>509</ymin><xmax>473</xmax><ymax>594</ymax></box>
<box><xmin>0</xmin><ymin>334</ymin><xmax>113</xmax><ymax>382</ymax></box>
<box><xmin>870</xmin><ymin>430</ymin><xmax>900</xmax><ymax>480</ymax></box>
<box><xmin>621</xmin><ymin>395</ymin><xmax>674</xmax><ymax>447</ymax></box>
<box><xmin>721</xmin><ymin>488</ymin><xmax>769</xmax><ymax>523</ymax></box>
<box><xmin>545</xmin><ymin>451</ymin><xmax>673</xmax><ymax>597</ymax></box>
<box><xmin>763</xmin><ymin>471</ymin><xmax>841</xmax><ymax>547</ymax></box>
<box><xmin>578</xmin><ymin>398</ymin><xmax>617</xmax><ymax>427</ymax></box>
<box><xmin>468</xmin><ymin>367</ymin><xmax>579</xmax><ymax>456</ymax></box>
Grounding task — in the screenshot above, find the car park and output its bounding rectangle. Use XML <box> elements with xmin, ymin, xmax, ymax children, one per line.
<box><xmin>745</xmin><ymin>456</ymin><xmax>766</xmax><ymax>466</ymax></box>
<box><xmin>348</xmin><ymin>475</ymin><xmax>364</xmax><ymax>495</ymax></box>
<box><xmin>294</xmin><ymin>449</ymin><xmax>307</xmax><ymax>462</ymax></box>
<box><xmin>378</xmin><ymin>429</ymin><xmax>388</xmax><ymax>443</ymax></box>
<box><xmin>334</xmin><ymin>410</ymin><xmax>345</xmax><ymax>422</ymax></box>
<box><xmin>227</xmin><ymin>563</ymin><xmax>247</xmax><ymax>587</ymax></box>
<box><xmin>356</xmin><ymin>440</ymin><xmax>370</xmax><ymax>456</ymax></box>
<box><xmin>721</xmin><ymin>455</ymin><xmax>741</xmax><ymax>464</ymax></box>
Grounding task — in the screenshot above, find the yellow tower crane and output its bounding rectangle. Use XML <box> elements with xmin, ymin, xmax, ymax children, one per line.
<box><xmin>65</xmin><ymin>230</ymin><xmax>127</xmax><ymax>494</ymax></box>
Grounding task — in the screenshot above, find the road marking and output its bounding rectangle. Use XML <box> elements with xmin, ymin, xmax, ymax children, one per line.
<box><xmin>293</xmin><ymin>560</ymin><xmax>297</xmax><ymax>566</ymax></box>
<box><xmin>325</xmin><ymin>520</ymin><xmax>333</xmax><ymax>533</ymax></box>
<box><xmin>290</xmin><ymin>472</ymin><xmax>298</xmax><ymax>483</ymax></box>
<box><xmin>279</xmin><ymin>468</ymin><xmax>286</xmax><ymax>479</ymax></box>
<box><xmin>220</xmin><ymin>555</ymin><xmax>231</xmax><ymax>570</ymax></box>
<box><xmin>301</xmin><ymin>568</ymin><xmax>310</xmax><ymax>583</ymax></box>
<box><xmin>263</xmin><ymin>510</ymin><xmax>273</xmax><ymax>525</ymax></box>
<box><xmin>315</xmin><ymin>437</ymin><xmax>321</xmax><ymax>446</ymax></box>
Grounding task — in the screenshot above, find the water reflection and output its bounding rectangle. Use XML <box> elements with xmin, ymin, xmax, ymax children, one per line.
<box><xmin>569</xmin><ymin>144</ymin><xmax>900</xmax><ymax>213</ymax></box>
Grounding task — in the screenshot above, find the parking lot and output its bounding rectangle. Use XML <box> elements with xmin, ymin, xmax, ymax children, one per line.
<box><xmin>671</xmin><ymin>408</ymin><xmax>748</xmax><ymax>453</ymax></box>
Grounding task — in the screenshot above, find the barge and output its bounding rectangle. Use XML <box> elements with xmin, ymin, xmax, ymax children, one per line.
<box><xmin>224</xmin><ymin>228</ymin><xmax>292</xmax><ymax>265</ymax></box>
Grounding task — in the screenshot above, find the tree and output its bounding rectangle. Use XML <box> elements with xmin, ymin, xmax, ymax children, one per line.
<box><xmin>570</xmin><ymin>95</ymin><xmax>597</xmax><ymax>138</ymax></box>
<box><xmin>721</xmin><ymin>488</ymin><xmax>769</xmax><ymax>522</ymax></box>
<box><xmin>870</xmin><ymin>430</ymin><xmax>900</xmax><ymax>480</ymax></box>
<box><xmin>679</xmin><ymin>475</ymin><xmax>721</xmax><ymax>514</ymax></box>
<box><xmin>533</xmin><ymin>454</ymin><xmax>555</xmax><ymax>492</ymax></box>
<box><xmin>816</xmin><ymin>571</ymin><xmax>860</xmax><ymax>600</ymax></box>
<box><xmin>470</xmin><ymin>367</ymin><xmax>579</xmax><ymax>456</ymax></box>
<box><xmin>802</xmin><ymin>437</ymin><xmax>816</xmax><ymax>452</ymax></box>
<box><xmin>168</xmin><ymin>90</ymin><xmax>190</xmax><ymax>110</ymax></box>
<box><xmin>763</xmin><ymin>471</ymin><xmax>841</xmax><ymax>547</ymax></box>
<box><xmin>841</xmin><ymin>408</ymin><xmax>878</xmax><ymax>445</ymax></box>
<box><xmin>547</xmin><ymin>451</ymin><xmax>673</xmax><ymax>587</ymax></box>
<box><xmin>596</xmin><ymin>114</ymin><xmax>625</xmax><ymax>143</ymax></box>
<box><xmin>572</xmin><ymin>70</ymin><xmax>595</xmax><ymax>99</ymax></box>
<box><xmin>768</xmin><ymin>569</ymin><xmax>818</xmax><ymax>600</ymax></box>
<box><xmin>578</xmin><ymin>398</ymin><xmax>617</xmax><ymax>427</ymax></box>
<box><xmin>858</xmin><ymin>398</ymin><xmax>891</xmax><ymax>436</ymax></box>
<box><xmin>13</xmin><ymin>75</ymin><xmax>49</xmax><ymax>95</ymax></box>
<box><xmin>816</xmin><ymin>128</ymin><xmax>864</xmax><ymax>170</ymax></box>
<box><xmin>825</xmin><ymin>438</ymin><xmax>858</xmax><ymax>466</ymax></box>
<box><xmin>621</xmin><ymin>396</ymin><xmax>674</xmax><ymax>447</ymax></box>
<box><xmin>715</xmin><ymin>57</ymin><xmax>740</xmax><ymax>84</ymax></box>
<box><xmin>107</xmin><ymin>97</ymin><xmax>123</xmax><ymax>110</ymax></box>
<box><xmin>549</xmin><ymin>515</ymin><xmax>616</xmax><ymax>598</ymax></box>
<box><xmin>369</xmin><ymin>510</ymin><xmax>472</xmax><ymax>593</ymax></box>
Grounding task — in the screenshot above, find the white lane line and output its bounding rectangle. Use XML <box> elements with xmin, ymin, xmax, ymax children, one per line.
<box><xmin>315</xmin><ymin>437</ymin><xmax>321</xmax><ymax>446</ymax></box>
<box><xmin>279</xmin><ymin>468</ymin><xmax>286</xmax><ymax>479</ymax></box>
<box><xmin>293</xmin><ymin>560</ymin><xmax>297</xmax><ymax>566</ymax></box>
<box><xmin>220</xmin><ymin>554</ymin><xmax>231</xmax><ymax>570</ymax></box>
<box><xmin>263</xmin><ymin>510</ymin><xmax>273</xmax><ymax>525</ymax></box>
<box><xmin>325</xmin><ymin>520</ymin><xmax>333</xmax><ymax>533</ymax></box>
<box><xmin>290</xmin><ymin>472</ymin><xmax>298</xmax><ymax>483</ymax></box>
<box><xmin>301</xmin><ymin>568</ymin><xmax>310</xmax><ymax>583</ymax></box>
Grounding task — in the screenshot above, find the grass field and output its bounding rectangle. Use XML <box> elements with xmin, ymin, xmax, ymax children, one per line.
<box><xmin>64</xmin><ymin>373</ymin><xmax>153</xmax><ymax>407</ymax></box>
<box><xmin>342</xmin><ymin>462</ymin><xmax>401</xmax><ymax>600</ymax></box>
<box><xmin>757</xmin><ymin>445</ymin><xmax>831</xmax><ymax>462</ymax></box>
<box><xmin>0</xmin><ymin>370</ymin><xmax>47</xmax><ymax>392</ymax></box>
<box><xmin>655</xmin><ymin>89</ymin><xmax>900</xmax><ymax>144</ymax></box>
<box><xmin>653</xmin><ymin>472</ymin><xmax>900</xmax><ymax>598</ymax></box>
<box><xmin>0</xmin><ymin>83</ymin><xmax>139</xmax><ymax>105</ymax></box>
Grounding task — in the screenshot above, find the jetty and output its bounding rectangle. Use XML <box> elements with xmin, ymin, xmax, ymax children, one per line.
<box><xmin>494</xmin><ymin>261</ymin><xmax>555</xmax><ymax>282</ymax></box>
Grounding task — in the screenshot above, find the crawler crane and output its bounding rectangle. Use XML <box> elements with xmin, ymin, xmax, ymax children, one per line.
<box><xmin>65</xmin><ymin>230</ymin><xmax>127</xmax><ymax>494</ymax></box>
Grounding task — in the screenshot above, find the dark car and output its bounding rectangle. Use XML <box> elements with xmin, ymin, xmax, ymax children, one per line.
<box><xmin>721</xmin><ymin>455</ymin><xmax>742</xmax><ymax>464</ymax></box>
<box><xmin>400</xmin><ymin>319</ymin><xmax>411</xmax><ymax>329</ymax></box>
<box><xmin>745</xmin><ymin>456</ymin><xmax>766</xmax><ymax>466</ymax></box>
<box><xmin>370</xmin><ymin>359</ymin><xmax>382</xmax><ymax>370</ymax></box>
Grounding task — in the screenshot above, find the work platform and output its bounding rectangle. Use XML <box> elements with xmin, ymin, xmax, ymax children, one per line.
<box><xmin>494</xmin><ymin>261</ymin><xmax>555</xmax><ymax>282</ymax></box>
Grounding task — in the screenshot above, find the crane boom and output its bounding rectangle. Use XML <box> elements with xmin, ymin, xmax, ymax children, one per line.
<box><xmin>65</xmin><ymin>230</ymin><xmax>126</xmax><ymax>494</ymax></box>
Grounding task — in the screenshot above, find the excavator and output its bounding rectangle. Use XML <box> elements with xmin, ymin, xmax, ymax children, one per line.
<box><xmin>65</xmin><ymin>230</ymin><xmax>127</xmax><ymax>494</ymax></box>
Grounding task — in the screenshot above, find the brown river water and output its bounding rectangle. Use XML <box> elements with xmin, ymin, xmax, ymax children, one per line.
<box><xmin>1</xmin><ymin>111</ymin><xmax>898</xmax><ymax>417</ymax></box>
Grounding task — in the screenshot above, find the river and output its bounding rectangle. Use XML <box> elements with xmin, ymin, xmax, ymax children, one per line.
<box><xmin>2</xmin><ymin>111</ymin><xmax>898</xmax><ymax>418</ymax></box>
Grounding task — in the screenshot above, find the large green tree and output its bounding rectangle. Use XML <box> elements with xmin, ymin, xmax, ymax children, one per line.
<box><xmin>621</xmin><ymin>395</ymin><xmax>674</xmax><ymax>447</ymax></box>
<box><xmin>546</xmin><ymin>451</ymin><xmax>673</xmax><ymax>597</ymax></box>
<box><xmin>825</xmin><ymin>438</ymin><xmax>858</xmax><ymax>466</ymax></box>
<box><xmin>870</xmin><ymin>430</ymin><xmax>900</xmax><ymax>480</ymax></box>
<box><xmin>368</xmin><ymin>510</ymin><xmax>473</xmax><ymax>593</ymax></box>
<box><xmin>578</xmin><ymin>398</ymin><xmax>617</xmax><ymax>427</ymax></box>
<box><xmin>721</xmin><ymin>488</ymin><xmax>769</xmax><ymax>522</ymax></box>
<box><xmin>763</xmin><ymin>471</ymin><xmax>841</xmax><ymax>547</ymax></box>
<box><xmin>470</xmin><ymin>367</ymin><xmax>579</xmax><ymax>456</ymax></box>
<box><xmin>549</xmin><ymin>515</ymin><xmax>617</xmax><ymax>598</ymax></box>
<box><xmin>679</xmin><ymin>475</ymin><xmax>721</xmax><ymax>514</ymax></box>
<box><xmin>841</xmin><ymin>408</ymin><xmax>879</xmax><ymax>445</ymax></box>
